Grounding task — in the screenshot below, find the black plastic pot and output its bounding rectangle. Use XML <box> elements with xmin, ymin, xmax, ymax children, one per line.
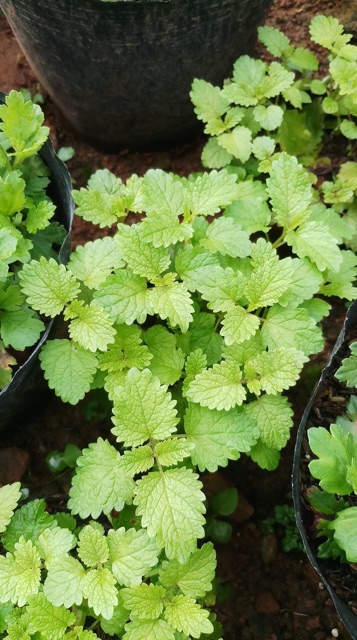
<box><xmin>0</xmin><ymin>0</ymin><xmax>272</xmax><ymax>150</ymax></box>
<box><xmin>292</xmin><ymin>301</ymin><xmax>357</xmax><ymax>639</ymax></box>
<box><xmin>0</xmin><ymin>93</ymin><xmax>73</xmax><ymax>431</ymax></box>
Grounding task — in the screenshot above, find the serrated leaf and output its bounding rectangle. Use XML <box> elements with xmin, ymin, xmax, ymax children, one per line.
<box><xmin>249</xmin><ymin>439</ymin><xmax>280</xmax><ymax>470</ymax></box>
<box><xmin>175</xmin><ymin>245</ymin><xmax>220</xmax><ymax>292</ymax></box>
<box><xmin>116</xmin><ymin>224</ymin><xmax>171</xmax><ymax>279</ymax></box>
<box><xmin>98</xmin><ymin>324</ymin><xmax>152</xmax><ymax>373</ymax></box>
<box><xmin>121</xmin><ymin>584</ymin><xmax>166</xmax><ymax>620</ymax></box>
<box><xmin>78</xmin><ymin>525</ymin><xmax>109</xmax><ymax>567</ymax></box>
<box><xmin>300</xmin><ymin>298</ymin><xmax>332</xmax><ymax>322</ymax></box>
<box><xmin>259</xmin><ymin>62</ymin><xmax>294</xmax><ymax>99</ymax></box>
<box><xmin>0</xmin><ymin>483</ymin><xmax>21</xmax><ymax>534</ymax></box>
<box><xmin>124</xmin><ymin>618</ymin><xmax>175</xmax><ymax>640</ymax></box>
<box><xmin>66</xmin><ymin>301</ymin><xmax>115</xmax><ymax>352</ymax></box>
<box><xmin>36</xmin><ymin>526</ymin><xmax>75</xmax><ymax>568</ymax></box>
<box><xmin>308</xmin><ymin>425</ymin><xmax>357</xmax><ymax>495</ymax></box>
<box><xmin>288</xmin><ymin>47</ymin><xmax>318</xmax><ymax>71</ymax></box>
<box><xmin>19</xmin><ymin>257</ymin><xmax>80</xmax><ymax>317</ymax></box>
<box><xmin>27</xmin><ymin>593</ymin><xmax>75</xmax><ymax>640</ymax></box>
<box><xmin>189</xmin><ymin>312</ymin><xmax>223</xmax><ymax>366</ymax></box>
<box><xmin>245</xmin><ymin>239</ymin><xmax>293</xmax><ymax>310</ymax></box>
<box><xmin>252</xmin><ymin>136</ymin><xmax>276</xmax><ymax>160</ymax></box>
<box><xmin>93</xmin><ymin>269</ymin><xmax>148</xmax><ymax>325</ymax></box>
<box><xmin>112</xmin><ymin>368</ymin><xmax>178</xmax><ymax>447</ymax></box>
<box><xmin>244</xmin><ymin>395</ymin><xmax>293</xmax><ymax>450</ymax></box>
<box><xmin>44</xmin><ymin>556</ymin><xmax>85</xmax><ymax>608</ymax></box>
<box><xmin>0</xmin><ymin>309</ymin><xmax>44</xmax><ymax>350</ymax></box>
<box><xmin>186</xmin><ymin>170</ymin><xmax>241</xmax><ymax>217</ymax></box>
<box><xmin>107</xmin><ymin>527</ymin><xmax>159</xmax><ymax>587</ymax></box>
<box><xmin>201</xmin><ymin>137</ymin><xmax>233</xmax><ymax>169</ymax></box>
<box><xmin>200</xmin><ymin>217</ymin><xmax>251</xmax><ymax>258</ymax></box>
<box><xmin>253</xmin><ymin>105</ymin><xmax>283</xmax><ymax>131</ymax></box>
<box><xmin>134</xmin><ymin>468</ymin><xmax>206</xmax><ymax>562</ymax></box>
<box><xmin>154</xmin><ymin>438</ymin><xmax>194</xmax><ymax>467</ymax></box>
<box><xmin>266</xmin><ymin>153</ymin><xmax>312</xmax><ymax>230</ymax></box>
<box><xmin>24</xmin><ymin>199</ymin><xmax>56</xmax><ymax>234</ymax></box>
<box><xmin>217</xmin><ymin>126</ymin><xmax>252</xmax><ymax>163</ymax></box>
<box><xmin>72</xmin><ymin>169</ymin><xmax>125</xmax><ymax>228</ymax></box>
<box><xmin>40</xmin><ymin>339</ymin><xmax>98</xmax><ymax>404</ymax></box>
<box><xmin>190</xmin><ymin>79</ymin><xmax>229</xmax><ymax>125</ymax></box>
<box><xmin>221</xmin><ymin>305</ymin><xmax>260</xmax><ymax>346</ymax></box>
<box><xmin>1</xmin><ymin>499</ymin><xmax>56</xmax><ymax>553</ymax></box>
<box><xmin>222</xmin><ymin>331</ymin><xmax>264</xmax><ymax>365</ymax></box>
<box><xmin>186</xmin><ymin>360</ymin><xmax>246</xmax><ymax>411</ymax></box>
<box><xmin>82</xmin><ymin>567</ymin><xmax>118</xmax><ymax>619</ymax></box>
<box><xmin>286</xmin><ymin>221</ymin><xmax>342</xmax><ymax>273</ymax></box>
<box><xmin>309</xmin><ymin>15</ymin><xmax>348</xmax><ymax>50</ymax></box>
<box><xmin>195</xmin><ymin>266</ymin><xmax>245</xmax><ymax>313</ymax></box>
<box><xmin>247</xmin><ymin>347</ymin><xmax>308</xmax><ymax>395</ymax></box>
<box><xmin>0</xmin><ymin>90</ymin><xmax>48</xmax><ymax>159</ymax></box>
<box><xmin>320</xmin><ymin>250</ymin><xmax>357</xmax><ymax>300</ymax></box>
<box><xmin>144</xmin><ymin>326</ymin><xmax>185</xmax><ymax>386</ymax></box>
<box><xmin>258</xmin><ymin>25</ymin><xmax>291</xmax><ymax>57</ymax></box>
<box><xmin>68</xmin><ymin>438</ymin><xmax>135</xmax><ymax>518</ymax></box>
<box><xmin>164</xmin><ymin>595</ymin><xmax>213</xmax><ymax>638</ymax></box>
<box><xmin>0</xmin><ymin>537</ymin><xmax>41</xmax><ymax>606</ymax></box>
<box><xmin>121</xmin><ymin>445</ymin><xmax>154</xmax><ymax>476</ymax></box>
<box><xmin>277</xmin><ymin>258</ymin><xmax>323</xmax><ymax>308</ymax></box>
<box><xmin>336</xmin><ymin>342</ymin><xmax>357</xmax><ymax>388</ymax></box>
<box><xmin>147</xmin><ymin>273</ymin><xmax>194</xmax><ymax>332</ymax></box>
<box><xmin>100</xmin><ymin>600</ymin><xmax>129</xmax><ymax>637</ymax></box>
<box><xmin>184</xmin><ymin>402</ymin><xmax>258</xmax><ymax>472</ymax></box>
<box><xmin>159</xmin><ymin>542</ymin><xmax>216</xmax><ymax>598</ymax></box>
<box><xmin>67</xmin><ymin>237</ymin><xmax>124</xmax><ymax>289</ymax></box>
<box><xmin>0</xmin><ymin>172</ymin><xmax>26</xmax><ymax>216</ymax></box>
<box><xmin>261</xmin><ymin>304</ymin><xmax>323</xmax><ymax>355</ymax></box>
<box><xmin>224</xmin><ymin>197</ymin><xmax>271</xmax><ymax>235</ymax></box>
<box><xmin>329</xmin><ymin>508</ymin><xmax>357</xmax><ymax>562</ymax></box>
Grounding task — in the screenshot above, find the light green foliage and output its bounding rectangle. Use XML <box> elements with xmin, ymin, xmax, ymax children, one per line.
<box><xmin>335</xmin><ymin>341</ymin><xmax>357</xmax><ymax>387</ymax></box>
<box><xmin>309</xmin><ymin>424</ymin><xmax>357</xmax><ymax>495</ymax></box>
<box><xmin>19</xmin><ymin>258</ymin><xmax>80</xmax><ymax>317</ymax></box>
<box><xmin>159</xmin><ymin>542</ymin><xmax>216</xmax><ymax>598</ymax></box>
<box><xmin>144</xmin><ymin>326</ymin><xmax>184</xmax><ymax>386</ymax></box>
<box><xmin>164</xmin><ymin>594</ymin><xmax>213</xmax><ymax>638</ymax></box>
<box><xmin>0</xmin><ymin>91</ymin><xmax>66</xmax><ymax>389</ymax></box>
<box><xmin>0</xmin><ymin>484</ymin><xmax>21</xmax><ymax>534</ymax></box>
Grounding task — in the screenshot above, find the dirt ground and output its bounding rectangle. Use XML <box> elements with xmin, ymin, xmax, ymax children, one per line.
<box><xmin>0</xmin><ymin>0</ymin><xmax>356</xmax><ymax>638</ymax></box>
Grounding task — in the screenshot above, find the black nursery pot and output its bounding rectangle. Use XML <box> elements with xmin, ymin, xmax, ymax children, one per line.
<box><xmin>292</xmin><ymin>301</ymin><xmax>357</xmax><ymax>639</ymax></box>
<box><xmin>0</xmin><ymin>94</ymin><xmax>73</xmax><ymax>431</ymax></box>
<box><xmin>0</xmin><ymin>0</ymin><xmax>272</xmax><ymax>151</ymax></box>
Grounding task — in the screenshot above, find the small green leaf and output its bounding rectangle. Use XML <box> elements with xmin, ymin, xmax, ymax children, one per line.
<box><xmin>186</xmin><ymin>360</ymin><xmax>246</xmax><ymax>411</ymax></box>
<box><xmin>19</xmin><ymin>258</ymin><xmax>80</xmax><ymax>317</ymax></box>
<box><xmin>40</xmin><ymin>339</ymin><xmax>98</xmax><ymax>404</ymax></box>
<box><xmin>164</xmin><ymin>595</ymin><xmax>213</xmax><ymax>638</ymax></box>
<box><xmin>159</xmin><ymin>542</ymin><xmax>216</xmax><ymax>598</ymax></box>
<box><xmin>107</xmin><ymin>527</ymin><xmax>159</xmax><ymax>587</ymax></box>
<box><xmin>0</xmin><ymin>483</ymin><xmax>22</xmax><ymax>534</ymax></box>
<box><xmin>121</xmin><ymin>584</ymin><xmax>166</xmax><ymax>620</ymax></box>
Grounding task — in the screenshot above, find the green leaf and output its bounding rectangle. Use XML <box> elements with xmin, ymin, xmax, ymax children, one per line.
<box><xmin>72</xmin><ymin>169</ymin><xmax>125</xmax><ymax>228</ymax></box>
<box><xmin>67</xmin><ymin>237</ymin><xmax>124</xmax><ymax>289</ymax></box>
<box><xmin>190</xmin><ymin>79</ymin><xmax>229</xmax><ymax>126</ymax></box>
<box><xmin>112</xmin><ymin>368</ymin><xmax>178</xmax><ymax>447</ymax></box>
<box><xmin>308</xmin><ymin>425</ymin><xmax>357</xmax><ymax>495</ymax></box>
<box><xmin>121</xmin><ymin>584</ymin><xmax>166</xmax><ymax>620</ymax></box>
<box><xmin>78</xmin><ymin>525</ymin><xmax>109</xmax><ymax>567</ymax></box>
<box><xmin>175</xmin><ymin>246</ymin><xmax>220</xmax><ymax>292</ymax></box>
<box><xmin>65</xmin><ymin>301</ymin><xmax>115</xmax><ymax>352</ymax></box>
<box><xmin>100</xmin><ymin>600</ymin><xmax>129</xmax><ymax>637</ymax></box>
<box><xmin>0</xmin><ymin>483</ymin><xmax>21</xmax><ymax>534</ymax></box>
<box><xmin>0</xmin><ymin>309</ymin><xmax>44</xmax><ymax>350</ymax></box>
<box><xmin>253</xmin><ymin>105</ymin><xmax>283</xmax><ymax>131</ymax></box>
<box><xmin>258</xmin><ymin>25</ymin><xmax>291</xmax><ymax>57</ymax></box>
<box><xmin>222</xmin><ymin>331</ymin><xmax>264</xmax><ymax>365</ymax></box>
<box><xmin>1</xmin><ymin>499</ymin><xmax>56</xmax><ymax>553</ymax></box>
<box><xmin>147</xmin><ymin>273</ymin><xmax>194</xmax><ymax>332</ymax></box>
<box><xmin>261</xmin><ymin>305</ymin><xmax>323</xmax><ymax>355</ymax></box>
<box><xmin>252</xmin><ymin>136</ymin><xmax>276</xmax><ymax>160</ymax></box>
<box><xmin>36</xmin><ymin>526</ymin><xmax>75</xmax><ymax>568</ymax></box>
<box><xmin>245</xmin><ymin>239</ymin><xmax>293</xmax><ymax>310</ymax></box>
<box><xmin>183</xmin><ymin>349</ymin><xmax>207</xmax><ymax>394</ymax></box>
<box><xmin>217</xmin><ymin>126</ymin><xmax>252</xmax><ymax>163</ymax></box>
<box><xmin>97</xmin><ymin>324</ymin><xmax>152</xmax><ymax>373</ymax></box>
<box><xmin>40</xmin><ymin>339</ymin><xmax>98</xmax><ymax>404</ymax></box>
<box><xmin>201</xmin><ymin>137</ymin><xmax>233</xmax><ymax>169</ymax></box>
<box><xmin>200</xmin><ymin>217</ymin><xmax>251</xmax><ymax>258</ymax></box>
<box><xmin>116</xmin><ymin>224</ymin><xmax>171</xmax><ymax>279</ymax></box>
<box><xmin>244</xmin><ymin>395</ymin><xmax>293</xmax><ymax>450</ymax></box>
<box><xmin>164</xmin><ymin>595</ymin><xmax>213</xmax><ymax>638</ymax></box>
<box><xmin>19</xmin><ymin>257</ymin><xmax>80</xmax><ymax>317</ymax></box>
<box><xmin>184</xmin><ymin>402</ymin><xmax>258</xmax><ymax>472</ymax></box>
<box><xmin>189</xmin><ymin>312</ymin><xmax>223</xmax><ymax>366</ymax></box>
<box><xmin>159</xmin><ymin>542</ymin><xmax>216</xmax><ymax>598</ymax></box>
<box><xmin>144</xmin><ymin>326</ymin><xmax>185</xmax><ymax>386</ymax></box>
<box><xmin>286</xmin><ymin>221</ymin><xmax>342</xmax><ymax>272</ymax></box>
<box><xmin>82</xmin><ymin>566</ymin><xmax>118</xmax><ymax>619</ymax></box>
<box><xmin>0</xmin><ymin>90</ymin><xmax>48</xmax><ymax>159</ymax></box>
<box><xmin>266</xmin><ymin>153</ymin><xmax>312</xmax><ymax>230</ymax></box>
<box><xmin>107</xmin><ymin>527</ymin><xmax>159</xmax><ymax>587</ymax></box>
<box><xmin>27</xmin><ymin>593</ymin><xmax>75</xmax><ymax>640</ymax></box>
<box><xmin>247</xmin><ymin>347</ymin><xmax>308</xmax><ymax>395</ymax></box>
<box><xmin>44</xmin><ymin>556</ymin><xmax>85</xmax><ymax>608</ymax></box>
<box><xmin>23</xmin><ymin>199</ymin><xmax>56</xmax><ymax>234</ymax></box>
<box><xmin>288</xmin><ymin>47</ymin><xmax>318</xmax><ymax>71</ymax></box>
<box><xmin>329</xmin><ymin>508</ymin><xmax>357</xmax><ymax>562</ymax></box>
<box><xmin>221</xmin><ymin>305</ymin><xmax>261</xmax><ymax>346</ymax></box>
<box><xmin>121</xmin><ymin>445</ymin><xmax>154</xmax><ymax>476</ymax></box>
<box><xmin>224</xmin><ymin>197</ymin><xmax>271</xmax><ymax>235</ymax></box>
<box><xmin>124</xmin><ymin>619</ymin><xmax>175</xmax><ymax>640</ymax></box>
<box><xmin>259</xmin><ymin>62</ymin><xmax>294</xmax><ymax>99</ymax></box>
<box><xmin>186</xmin><ymin>360</ymin><xmax>246</xmax><ymax>411</ymax></box>
<box><xmin>186</xmin><ymin>170</ymin><xmax>241</xmax><ymax>217</ymax></box>
<box><xmin>93</xmin><ymin>269</ymin><xmax>148</xmax><ymax>325</ymax></box>
<box><xmin>336</xmin><ymin>342</ymin><xmax>357</xmax><ymax>388</ymax></box>
<box><xmin>277</xmin><ymin>258</ymin><xmax>323</xmax><ymax>308</ymax></box>
<box><xmin>68</xmin><ymin>438</ymin><xmax>134</xmax><ymax>518</ymax></box>
<box><xmin>195</xmin><ymin>266</ymin><xmax>245</xmax><ymax>314</ymax></box>
<box><xmin>134</xmin><ymin>467</ymin><xmax>206</xmax><ymax>562</ymax></box>
<box><xmin>0</xmin><ymin>537</ymin><xmax>41</xmax><ymax>606</ymax></box>
<box><xmin>309</xmin><ymin>15</ymin><xmax>348</xmax><ymax>50</ymax></box>
<box><xmin>249</xmin><ymin>440</ymin><xmax>280</xmax><ymax>470</ymax></box>
<box><xmin>320</xmin><ymin>250</ymin><xmax>357</xmax><ymax>300</ymax></box>
<box><xmin>0</xmin><ymin>172</ymin><xmax>26</xmax><ymax>216</ymax></box>
<box><xmin>154</xmin><ymin>439</ymin><xmax>194</xmax><ymax>467</ymax></box>
<box><xmin>340</xmin><ymin>119</ymin><xmax>357</xmax><ymax>140</ymax></box>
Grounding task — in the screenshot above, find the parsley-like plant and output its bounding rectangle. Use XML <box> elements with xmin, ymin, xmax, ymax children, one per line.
<box><xmin>0</xmin><ymin>90</ymin><xmax>66</xmax><ymax>389</ymax></box>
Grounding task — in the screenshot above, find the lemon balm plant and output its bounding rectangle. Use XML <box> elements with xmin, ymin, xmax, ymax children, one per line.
<box><xmin>0</xmin><ymin>90</ymin><xmax>69</xmax><ymax>393</ymax></box>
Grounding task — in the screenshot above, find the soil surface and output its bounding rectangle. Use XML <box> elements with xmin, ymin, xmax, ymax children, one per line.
<box><xmin>0</xmin><ymin>1</ymin><xmax>357</xmax><ymax>639</ymax></box>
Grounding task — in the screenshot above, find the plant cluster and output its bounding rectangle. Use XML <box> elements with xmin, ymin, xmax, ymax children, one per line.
<box><xmin>0</xmin><ymin>90</ymin><xmax>66</xmax><ymax>390</ymax></box>
<box><xmin>261</xmin><ymin>504</ymin><xmax>304</xmax><ymax>553</ymax></box>
<box><xmin>0</xmin><ymin>14</ymin><xmax>356</xmax><ymax>640</ymax></box>
<box><xmin>307</xmin><ymin>342</ymin><xmax>357</xmax><ymax>563</ymax></box>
